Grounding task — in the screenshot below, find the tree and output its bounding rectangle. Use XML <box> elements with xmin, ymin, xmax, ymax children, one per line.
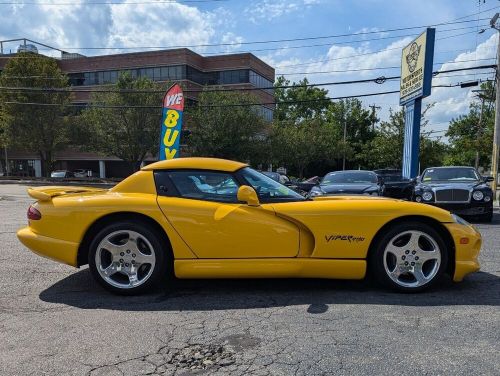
<box><xmin>187</xmin><ymin>90</ymin><xmax>268</xmax><ymax>163</ymax></box>
<box><xmin>361</xmin><ymin>109</ymin><xmax>406</xmax><ymax>170</ymax></box>
<box><xmin>80</xmin><ymin>74</ymin><xmax>165</xmax><ymax>173</ymax></box>
<box><xmin>270</xmin><ymin>118</ymin><xmax>341</xmax><ymax>178</ymax></box>
<box><xmin>326</xmin><ymin>99</ymin><xmax>375</xmax><ymax>169</ymax></box>
<box><xmin>0</xmin><ymin>52</ymin><xmax>71</xmax><ymax>176</ymax></box>
<box><xmin>361</xmin><ymin>106</ymin><xmax>447</xmax><ymax>171</ymax></box>
<box><xmin>445</xmin><ymin>81</ymin><xmax>495</xmax><ymax>169</ymax></box>
<box><xmin>274</xmin><ymin>76</ymin><xmax>330</xmax><ymax>122</ymax></box>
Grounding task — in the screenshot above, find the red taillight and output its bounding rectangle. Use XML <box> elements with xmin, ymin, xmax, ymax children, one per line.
<box><xmin>27</xmin><ymin>206</ymin><xmax>42</xmax><ymax>220</ymax></box>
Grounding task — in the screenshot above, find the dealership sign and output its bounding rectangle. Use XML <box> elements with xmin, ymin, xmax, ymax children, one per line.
<box><xmin>159</xmin><ymin>84</ymin><xmax>184</xmax><ymax>160</ymax></box>
<box><xmin>400</xmin><ymin>28</ymin><xmax>435</xmax><ymax>179</ymax></box>
<box><xmin>399</xmin><ymin>29</ymin><xmax>435</xmax><ymax>105</ymax></box>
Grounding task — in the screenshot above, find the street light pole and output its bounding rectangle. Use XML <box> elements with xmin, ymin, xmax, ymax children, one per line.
<box><xmin>4</xmin><ymin>146</ymin><xmax>8</xmax><ymax>175</ymax></box>
<box><xmin>342</xmin><ymin>111</ymin><xmax>347</xmax><ymax>171</ymax></box>
<box><xmin>490</xmin><ymin>13</ymin><xmax>500</xmax><ymax>200</ymax></box>
<box><xmin>475</xmin><ymin>94</ymin><xmax>485</xmax><ymax>170</ymax></box>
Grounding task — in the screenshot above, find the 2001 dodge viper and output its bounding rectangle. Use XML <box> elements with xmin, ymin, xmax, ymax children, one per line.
<box><xmin>17</xmin><ymin>158</ymin><xmax>481</xmax><ymax>294</ymax></box>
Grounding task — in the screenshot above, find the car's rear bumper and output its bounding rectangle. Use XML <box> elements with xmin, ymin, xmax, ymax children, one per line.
<box><xmin>17</xmin><ymin>227</ymin><xmax>79</xmax><ymax>267</ymax></box>
<box><xmin>443</xmin><ymin>223</ymin><xmax>481</xmax><ymax>282</ymax></box>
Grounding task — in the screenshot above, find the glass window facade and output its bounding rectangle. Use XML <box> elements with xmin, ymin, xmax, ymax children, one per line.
<box><xmin>66</xmin><ymin>65</ymin><xmax>274</xmax><ymax>121</ymax></box>
<box><xmin>68</xmin><ymin>65</ymin><xmax>274</xmax><ymax>93</ymax></box>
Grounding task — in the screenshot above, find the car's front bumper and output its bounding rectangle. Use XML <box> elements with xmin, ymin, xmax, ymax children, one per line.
<box><xmin>17</xmin><ymin>227</ymin><xmax>79</xmax><ymax>267</ymax></box>
<box><xmin>443</xmin><ymin>222</ymin><xmax>482</xmax><ymax>282</ymax></box>
<box><xmin>428</xmin><ymin>202</ymin><xmax>492</xmax><ymax>217</ymax></box>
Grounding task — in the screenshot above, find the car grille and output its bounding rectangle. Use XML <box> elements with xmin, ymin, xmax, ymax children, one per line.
<box><xmin>435</xmin><ymin>189</ymin><xmax>470</xmax><ymax>202</ymax></box>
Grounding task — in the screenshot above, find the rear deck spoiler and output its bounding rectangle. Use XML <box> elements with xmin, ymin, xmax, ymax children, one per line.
<box><xmin>27</xmin><ymin>186</ymin><xmax>105</xmax><ymax>201</ymax></box>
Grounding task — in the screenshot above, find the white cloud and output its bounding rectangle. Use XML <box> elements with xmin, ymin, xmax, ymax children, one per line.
<box><xmin>0</xmin><ymin>0</ymin><xmax>242</xmax><ymax>56</ymax></box>
<box><xmin>108</xmin><ymin>1</ymin><xmax>216</xmax><ymax>53</ymax></box>
<box><xmin>0</xmin><ymin>2</ymin><xmax>112</xmax><ymax>54</ymax></box>
<box><xmin>244</xmin><ymin>0</ymin><xmax>318</xmax><ymax>23</ymax></box>
<box><xmin>220</xmin><ymin>32</ymin><xmax>244</xmax><ymax>53</ymax></box>
<box><xmin>262</xmin><ymin>32</ymin><xmax>497</xmax><ymax>140</ymax></box>
<box><xmin>423</xmin><ymin>33</ymin><xmax>498</xmax><ymax>131</ymax></box>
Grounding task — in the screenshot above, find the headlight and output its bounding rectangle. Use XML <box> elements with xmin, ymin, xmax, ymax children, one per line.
<box><xmin>472</xmin><ymin>191</ymin><xmax>484</xmax><ymax>201</ymax></box>
<box><xmin>415</xmin><ymin>195</ymin><xmax>422</xmax><ymax>202</ymax></box>
<box><xmin>422</xmin><ymin>191</ymin><xmax>433</xmax><ymax>201</ymax></box>
<box><xmin>309</xmin><ymin>189</ymin><xmax>323</xmax><ymax>197</ymax></box>
<box><xmin>452</xmin><ymin>214</ymin><xmax>470</xmax><ymax>226</ymax></box>
<box><xmin>484</xmin><ymin>195</ymin><xmax>491</xmax><ymax>202</ymax></box>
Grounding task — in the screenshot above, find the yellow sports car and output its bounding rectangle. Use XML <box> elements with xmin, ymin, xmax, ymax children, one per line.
<box><xmin>17</xmin><ymin>158</ymin><xmax>481</xmax><ymax>294</ymax></box>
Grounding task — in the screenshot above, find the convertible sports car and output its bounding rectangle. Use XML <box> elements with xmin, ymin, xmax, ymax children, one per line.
<box><xmin>17</xmin><ymin>158</ymin><xmax>481</xmax><ymax>295</ymax></box>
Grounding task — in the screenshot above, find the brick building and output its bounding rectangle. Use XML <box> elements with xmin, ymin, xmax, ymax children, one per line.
<box><xmin>0</xmin><ymin>39</ymin><xmax>275</xmax><ymax>178</ymax></box>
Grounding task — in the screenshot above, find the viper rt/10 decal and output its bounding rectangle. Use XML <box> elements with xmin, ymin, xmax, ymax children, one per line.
<box><xmin>325</xmin><ymin>235</ymin><xmax>365</xmax><ymax>243</ymax></box>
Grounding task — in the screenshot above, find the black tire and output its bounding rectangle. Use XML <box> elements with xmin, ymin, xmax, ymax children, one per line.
<box><xmin>369</xmin><ymin>221</ymin><xmax>449</xmax><ymax>293</ymax></box>
<box><xmin>88</xmin><ymin>220</ymin><xmax>172</xmax><ymax>295</ymax></box>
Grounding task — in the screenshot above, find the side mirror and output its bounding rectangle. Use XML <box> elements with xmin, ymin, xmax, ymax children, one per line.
<box><xmin>484</xmin><ymin>176</ymin><xmax>494</xmax><ymax>182</ymax></box>
<box><xmin>409</xmin><ymin>177</ymin><xmax>417</xmax><ymax>184</ymax></box>
<box><xmin>237</xmin><ymin>185</ymin><xmax>260</xmax><ymax>207</ymax></box>
<box><xmin>377</xmin><ymin>176</ymin><xmax>384</xmax><ymax>185</ymax></box>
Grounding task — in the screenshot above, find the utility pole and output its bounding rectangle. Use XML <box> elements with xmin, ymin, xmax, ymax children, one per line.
<box><xmin>342</xmin><ymin>108</ymin><xmax>347</xmax><ymax>170</ymax></box>
<box><xmin>369</xmin><ymin>104</ymin><xmax>381</xmax><ymax>131</ymax></box>
<box><xmin>475</xmin><ymin>94</ymin><xmax>485</xmax><ymax>170</ymax></box>
<box><xmin>4</xmin><ymin>146</ymin><xmax>8</xmax><ymax>175</ymax></box>
<box><xmin>490</xmin><ymin>13</ymin><xmax>500</xmax><ymax>200</ymax></box>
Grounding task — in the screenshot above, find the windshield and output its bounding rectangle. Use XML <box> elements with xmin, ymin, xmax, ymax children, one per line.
<box><xmin>422</xmin><ymin>168</ymin><xmax>479</xmax><ymax>182</ymax></box>
<box><xmin>261</xmin><ymin>171</ymin><xmax>280</xmax><ymax>182</ymax></box>
<box><xmin>322</xmin><ymin>171</ymin><xmax>377</xmax><ymax>185</ymax></box>
<box><xmin>240</xmin><ymin>168</ymin><xmax>305</xmax><ymax>201</ymax></box>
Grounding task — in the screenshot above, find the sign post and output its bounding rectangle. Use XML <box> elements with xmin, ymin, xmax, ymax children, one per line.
<box><xmin>159</xmin><ymin>84</ymin><xmax>184</xmax><ymax>160</ymax></box>
<box><xmin>400</xmin><ymin>28</ymin><xmax>435</xmax><ymax>178</ymax></box>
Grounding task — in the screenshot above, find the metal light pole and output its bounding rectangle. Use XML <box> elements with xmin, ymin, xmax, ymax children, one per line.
<box><xmin>342</xmin><ymin>110</ymin><xmax>347</xmax><ymax>170</ymax></box>
<box><xmin>490</xmin><ymin>13</ymin><xmax>500</xmax><ymax>200</ymax></box>
<box><xmin>475</xmin><ymin>94</ymin><xmax>485</xmax><ymax>170</ymax></box>
<box><xmin>4</xmin><ymin>146</ymin><xmax>8</xmax><ymax>175</ymax></box>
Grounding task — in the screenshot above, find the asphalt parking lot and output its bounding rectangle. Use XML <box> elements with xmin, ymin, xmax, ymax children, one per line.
<box><xmin>0</xmin><ymin>184</ymin><xmax>499</xmax><ymax>376</ymax></box>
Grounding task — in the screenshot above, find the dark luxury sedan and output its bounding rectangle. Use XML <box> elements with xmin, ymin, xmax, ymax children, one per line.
<box><xmin>412</xmin><ymin>166</ymin><xmax>494</xmax><ymax>222</ymax></box>
<box><xmin>309</xmin><ymin>170</ymin><xmax>383</xmax><ymax>197</ymax></box>
<box><xmin>373</xmin><ymin>169</ymin><xmax>414</xmax><ymax>200</ymax></box>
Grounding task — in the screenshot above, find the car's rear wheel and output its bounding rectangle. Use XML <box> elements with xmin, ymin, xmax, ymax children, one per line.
<box><xmin>88</xmin><ymin>221</ymin><xmax>170</xmax><ymax>295</ymax></box>
<box><xmin>370</xmin><ymin>222</ymin><xmax>448</xmax><ymax>292</ymax></box>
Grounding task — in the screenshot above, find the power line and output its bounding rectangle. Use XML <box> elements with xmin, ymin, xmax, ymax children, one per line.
<box><xmin>0</xmin><ymin>78</ymin><xmax>492</xmax><ymax>109</ymax></box>
<box><xmin>276</xmin><ymin>47</ymin><xmax>492</xmax><ymax>69</ymax></box>
<box><xmin>0</xmin><ymin>24</ymin><xmax>490</xmax><ymax>66</ymax></box>
<box><xmin>0</xmin><ymin>19</ymin><xmax>491</xmax><ymax>57</ymax></box>
<box><xmin>0</xmin><ymin>64</ymin><xmax>495</xmax><ymax>94</ymax></box>
<box><xmin>34</xmin><ymin>22</ymin><xmax>491</xmax><ymax>52</ymax></box>
<box><xmin>277</xmin><ymin>57</ymin><xmax>496</xmax><ymax>76</ymax></box>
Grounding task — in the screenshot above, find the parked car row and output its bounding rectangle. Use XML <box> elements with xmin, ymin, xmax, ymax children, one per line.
<box><xmin>264</xmin><ymin>165</ymin><xmax>495</xmax><ymax>222</ymax></box>
<box><xmin>50</xmin><ymin>169</ymin><xmax>95</xmax><ymax>178</ymax></box>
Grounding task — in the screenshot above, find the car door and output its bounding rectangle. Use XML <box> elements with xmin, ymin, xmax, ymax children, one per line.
<box><xmin>155</xmin><ymin>169</ymin><xmax>299</xmax><ymax>259</ymax></box>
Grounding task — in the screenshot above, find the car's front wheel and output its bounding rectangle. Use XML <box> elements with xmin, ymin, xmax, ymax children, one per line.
<box><xmin>370</xmin><ymin>222</ymin><xmax>448</xmax><ymax>292</ymax></box>
<box><xmin>88</xmin><ymin>221</ymin><xmax>169</xmax><ymax>295</ymax></box>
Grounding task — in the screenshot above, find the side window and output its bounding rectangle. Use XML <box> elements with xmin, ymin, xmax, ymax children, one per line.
<box><xmin>155</xmin><ymin>170</ymin><xmax>239</xmax><ymax>203</ymax></box>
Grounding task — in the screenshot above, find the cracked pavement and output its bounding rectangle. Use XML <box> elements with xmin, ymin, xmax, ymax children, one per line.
<box><xmin>0</xmin><ymin>184</ymin><xmax>499</xmax><ymax>375</ymax></box>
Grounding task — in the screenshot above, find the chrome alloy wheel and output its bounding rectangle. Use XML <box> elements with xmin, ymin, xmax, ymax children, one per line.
<box><xmin>383</xmin><ymin>230</ymin><xmax>441</xmax><ymax>288</ymax></box>
<box><xmin>95</xmin><ymin>230</ymin><xmax>156</xmax><ymax>289</ymax></box>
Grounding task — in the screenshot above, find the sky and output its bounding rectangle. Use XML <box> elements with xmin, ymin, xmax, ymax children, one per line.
<box><xmin>0</xmin><ymin>0</ymin><xmax>498</xmax><ymax>139</ymax></box>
